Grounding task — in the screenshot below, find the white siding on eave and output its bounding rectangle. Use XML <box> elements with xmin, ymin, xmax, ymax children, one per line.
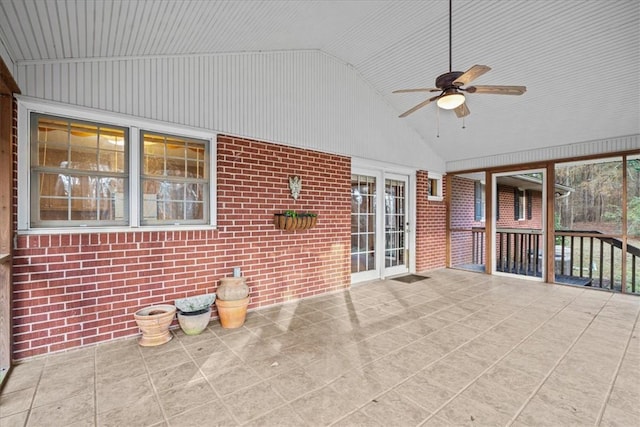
<box><xmin>15</xmin><ymin>50</ymin><xmax>444</xmax><ymax>172</ymax></box>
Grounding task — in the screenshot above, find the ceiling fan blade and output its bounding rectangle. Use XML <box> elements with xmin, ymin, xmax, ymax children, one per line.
<box><xmin>398</xmin><ymin>95</ymin><xmax>439</xmax><ymax>118</ymax></box>
<box><xmin>453</xmin><ymin>64</ymin><xmax>491</xmax><ymax>86</ymax></box>
<box><xmin>392</xmin><ymin>88</ymin><xmax>440</xmax><ymax>94</ymax></box>
<box><xmin>454</xmin><ymin>103</ymin><xmax>470</xmax><ymax>118</ymax></box>
<box><xmin>466</xmin><ymin>85</ymin><xmax>527</xmax><ymax>95</ymax></box>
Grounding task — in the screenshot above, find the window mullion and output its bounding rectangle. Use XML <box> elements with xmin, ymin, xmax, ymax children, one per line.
<box><xmin>129</xmin><ymin>127</ymin><xmax>140</xmax><ymax>227</ymax></box>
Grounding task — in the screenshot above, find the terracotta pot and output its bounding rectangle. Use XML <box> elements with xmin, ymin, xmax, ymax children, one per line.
<box><xmin>133</xmin><ymin>304</ymin><xmax>176</xmax><ymax>346</ymax></box>
<box><xmin>177</xmin><ymin>307</ymin><xmax>212</xmax><ymax>335</ymax></box>
<box><xmin>217</xmin><ymin>277</ymin><xmax>249</xmax><ymax>300</ymax></box>
<box><xmin>216</xmin><ymin>297</ymin><xmax>250</xmax><ymax>328</ymax></box>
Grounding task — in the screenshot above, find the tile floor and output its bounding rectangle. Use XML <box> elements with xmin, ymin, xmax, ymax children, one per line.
<box><xmin>1</xmin><ymin>269</ymin><xmax>639</xmax><ymax>426</ymax></box>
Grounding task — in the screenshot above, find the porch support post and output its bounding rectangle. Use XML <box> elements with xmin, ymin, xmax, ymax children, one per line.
<box><xmin>484</xmin><ymin>171</ymin><xmax>493</xmax><ymax>274</ymax></box>
<box><xmin>545</xmin><ymin>164</ymin><xmax>555</xmax><ymax>283</ymax></box>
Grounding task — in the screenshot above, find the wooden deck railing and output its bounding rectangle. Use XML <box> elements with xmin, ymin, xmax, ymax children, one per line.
<box><xmin>469</xmin><ymin>227</ymin><xmax>638</xmax><ymax>293</ymax></box>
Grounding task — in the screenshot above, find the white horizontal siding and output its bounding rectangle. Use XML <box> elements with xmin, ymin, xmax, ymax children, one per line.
<box><xmin>15</xmin><ymin>50</ymin><xmax>444</xmax><ymax>172</ymax></box>
<box><xmin>447</xmin><ymin>134</ymin><xmax>640</xmax><ymax>172</ymax></box>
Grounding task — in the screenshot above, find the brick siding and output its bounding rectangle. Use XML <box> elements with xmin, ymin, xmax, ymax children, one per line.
<box><xmin>12</xmin><ymin>135</ymin><xmax>352</xmax><ymax>359</ymax></box>
<box><xmin>415</xmin><ymin>171</ymin><xmax>447</xmax><ymax>271</ymax></box>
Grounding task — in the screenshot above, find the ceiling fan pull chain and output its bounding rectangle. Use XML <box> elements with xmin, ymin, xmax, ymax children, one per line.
<box><xmin>437</xmin><ymin>104</ymin><xmax>440</xmax><ymax>137</ymax></box>
<box><xmin>462</xmin><ymin>116</ymin><xmax>466</xmax><ymax>129</ymax></box>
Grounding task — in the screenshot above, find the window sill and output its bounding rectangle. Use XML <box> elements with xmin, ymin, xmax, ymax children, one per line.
<box><xmin>17</xmin><ymin>224</ymin><xmax>218</xmax><ymax>235</ymax></box>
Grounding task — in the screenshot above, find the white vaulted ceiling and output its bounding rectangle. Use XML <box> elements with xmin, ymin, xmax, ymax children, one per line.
<box><xmin>0</xmin><ymin>0</ymin><xmax>638</xmax><ymax>169</ymax></box>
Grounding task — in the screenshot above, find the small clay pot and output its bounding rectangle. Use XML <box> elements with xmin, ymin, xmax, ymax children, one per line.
<box><xmin>216</xmin><ymin>297</ymin><xmax>250</xmax><ymax>328</ymax></box>
<box><xmin>217</xmin><ymin>277</ymin><xmax>249</xmax><ymax>300</ymax></box>
<box><xmin>133</xmin><ymin>304</ymin><xmax>176</xmax><ymax>346</ymax></box>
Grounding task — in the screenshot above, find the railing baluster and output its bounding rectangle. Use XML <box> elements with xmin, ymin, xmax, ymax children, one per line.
<box><xmin>610</xmin><ymin>245</ymin><xmax>615</xmax><ymax>290</ymax></box>
<box><xmin>632</xmin><ymin>256</ymin><xmax>636</xmax><ymax>293</ymax></box>
<box><xmin>569</xmin><ymin>236</ymin><xmax>575</xmax><ymax>276</ymax></box>
<box><xmin>589</xmin><ymin>237</ymin><xmax>594</xmax><ymax>282</ymax></box>
<box><xmin>579</xmin><ymin>236</ymin><xmax>584</xmax><ymax>278</ymax></box>
<box><xmin>599</xmin><ymin>240</ymin><xmax>604</xmax><ymax>288</ymax></box>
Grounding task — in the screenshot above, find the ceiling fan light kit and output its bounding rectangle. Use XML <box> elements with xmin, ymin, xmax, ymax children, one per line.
<box><xmin>436</xmin><ymin>90</ymin><xmax>465</xmax><ymax>110</ymax></box>
<box><xmin>393</xmin><ymin>0</ymin><xmax>526</xmax><ymax>119</ymax></box>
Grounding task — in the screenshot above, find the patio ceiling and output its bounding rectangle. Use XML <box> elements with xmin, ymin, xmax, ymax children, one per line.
<box><xmin>0</xmin><ymin>0</ymin><xmax>638</xmax><ymax>165</ymax></box>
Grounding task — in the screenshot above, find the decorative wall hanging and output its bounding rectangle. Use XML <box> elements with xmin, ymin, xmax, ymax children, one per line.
<box><xmin>289</xmin><ymin>175</ymin><xmax>302</xmax><ymax>200</ymax></box>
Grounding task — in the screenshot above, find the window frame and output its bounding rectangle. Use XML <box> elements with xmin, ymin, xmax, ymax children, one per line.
<box><xmin>514</xmin><ymin>188</ymin><xmax>526</xmax><ymax>221</ymax></box>
<box><xmin>474</xmin><ymin>180</ymin><xmax>485</xmax><ymax>221</ymax></box>
<box><xmin>17</xmin><ymin>96</ymin><xmax>217</xmax><ymax>233</ymax></box>
<box><xmin>427</xmin><ymin>172</ymin><xmax>444</xmax><ymax>201</ymax></box>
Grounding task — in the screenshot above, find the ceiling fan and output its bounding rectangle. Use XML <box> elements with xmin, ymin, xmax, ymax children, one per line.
<box><xmin>393</xmin><ymin>0</ymin><xmax>526</xmax><ymax>119</ymax></box>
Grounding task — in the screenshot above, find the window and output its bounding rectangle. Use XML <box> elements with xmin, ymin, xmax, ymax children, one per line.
<box><xmin>18</xmin><ymin>99</ymin><xmax>216</xmax><ymax>231</ymax></box>
<box><xmin>427</xmin><ymin>172</ymin><xmax>443</xmax><ymax>201</ymax></box>
<box><xmin>474</xmin><ymin>181</ymin><xmax>485</xmax><ymax>221</ymax></box>
<box><xmin>30</xmin><ymin>115</ymin><xmax>128</xmax><ymax>227</ymax></box>
<box><xmin>141</xmin><ymin>132</ymin><xmax>209</xmax><ymax>225</ymax></box>
<box><xmin>514</xmin><ymin>188</ymin><xmax>525</xmax><ymax>220</ymax></box>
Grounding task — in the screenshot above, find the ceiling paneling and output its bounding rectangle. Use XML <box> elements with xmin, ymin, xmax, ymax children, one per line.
<box><xmin>0</xmin><ymin>0</ymin><xmax>637</xmax><ymax>167</ymax></box>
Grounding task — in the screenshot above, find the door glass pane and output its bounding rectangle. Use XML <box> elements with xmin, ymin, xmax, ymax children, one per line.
<box><xmin>627</xmin><ymin>155</ymin><xmax>640</xmax><ymax>294</ymax></box>
<box><xmin>385</xmin><ymin>179</ymin><xmax>405</xmax><ymax>268</ymax></box>
<box><xmin>351</xmin><ymin>175</ymin><xmax>376</xmax><ymax>273</ymax></box>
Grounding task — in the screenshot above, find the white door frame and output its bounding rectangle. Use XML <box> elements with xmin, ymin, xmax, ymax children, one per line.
<box><xmin>351</xmin><ymin>158</ymin><xmax>416</xmax><ymax>284</ymax></box>
<box><xmin>491</xmin><ymin>168</ymin><xmax>546</xmax><ymax>281</ymax></box>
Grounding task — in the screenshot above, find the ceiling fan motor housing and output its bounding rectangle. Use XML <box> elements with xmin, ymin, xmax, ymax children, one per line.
<box><xmin>436</xmin><ymin>71</ymin><xmax>465</xmax><ymax>89</ymax></box>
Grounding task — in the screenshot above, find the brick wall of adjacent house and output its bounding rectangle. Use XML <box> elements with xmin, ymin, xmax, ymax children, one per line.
<box><xmin>11</xmin><ymin>135</ymin><xmax>352</xmax><ymax>360</ymax></box>
<box><xmin>415</xmin><ymin>171</ymin><xmax>447</xmax><ymax>271</ymax></box>
<box><xmin>496</xmin><ymin>186</ymin><xmax>543</xmax><ymax>229</ymax></box>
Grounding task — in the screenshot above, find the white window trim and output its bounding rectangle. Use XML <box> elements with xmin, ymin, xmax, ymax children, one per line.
<box><xmin>427</xmin><ymin>172</ymin><xmax>444</xmax><ymax>201</ymax></box>
<box><xmin>17</xmin><ymin>95</ymin><xmax>217</xmax><ymax>233</ymax></box>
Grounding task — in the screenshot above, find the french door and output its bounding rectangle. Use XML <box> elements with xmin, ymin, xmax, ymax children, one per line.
<box><xmin>351</xmin><ymin>170</ymin><xmax>411</xmax><ymax>283</ymax></box>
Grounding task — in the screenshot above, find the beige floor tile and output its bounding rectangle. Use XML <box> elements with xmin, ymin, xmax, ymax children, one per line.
<box><xmin>290</xmin><ymin>385</ymin><xmax>360</xmax><ymax>425</ymax></box>
<box><xmin>149</xmin><ymin>361</ymin><xmax>204</xmax><ymax>392</ymax></box>
<box><xmin>207</xmin><ymin>364</ymin><xmax>262</xmax><ymax>396</ymax></box>
<box><xmin>599</xmin><ymin>403</ymin><xmax>640</xmax><ymax>427</ymax></box>
<box><xmin>329</xmin><ymin>370</ymin><xmax>386</xmax><ymax>407</ymax></box>
<box><xmin>268</xmin><ymin>367</ymin><xmax>320</xmax><ymax>401</ymax></box>
<box><xmin>303</xmin><ymin>351</ymin><xmax>359</xmax><ymax>384</ymax></box>
<box><xmin>359</xmin><ymin>390</ymin><xmax>431</xmax><ymax>426</ymax></box>
<box><xmin>97</xmin><ymin>394</ymin><xmax>163</xmax><ymax>427</ymax></box>
<box><xmin>241</xmin><ymin>405</ymin><xmax>307</xmax><ymax>427</ymax></box>
<box><xmin>516</xmin><ymin>395</ymin><xmax>595</xmax><ymax>426</ymax></box>
<box><xmin>166</xmin><ymin>401</ymin><xmax>238</xmax><ymax>426</ymax></box>
<box><xmin>2</xmin><ymin>270</ymin><xmax>638</xmax><ymax>427</ymax></box>
<box><xmin>97</xmin><ymin>373</ymin><xmax>154</xmax><ymax>414</ymax></box>
<box><xmin>0</xmin><ymin>387</ymin><xmax>35</xmax><ymax>417</ymax></box>
<box><xmin>332</xmin><ymin>410</ymin><xmax>384</xmax><ymax>427</ymax></box>
<box><xmin>392</xmin><ymin>370</ymin><xmax>455</xmax><ymax>413</ymax></box>
<box><xmin>193</xmin><ymin>348</ymin><xmax>244</xmax><ymax>375</ymax></box>
<box><xmin>143</xmin><ymin>347</ymin><xmax>192</xmax><ymax>373</ymax></box>
<box><xmin>461</xmin><ymin>376</ymin><xmax>529</xmax><ymax>418</ymax></box>
<box><xmin>419</xmin><ymin>361</ymin><xmax>478</xmax><ymax>393</ymax></box>
<box><xmin>0</xmin><ymin>410</ymin><xmax>29</xmax><ymax>427</ymax></box>
<box><xmin>27</xmin><ymin>392</ymin><xmax>94</xmax><ymax>427</ymax></box>
<box><xmin>156</xmin><ymin>378</ymin><xmax>217</xmax><ymax>418</ymax></box>
<box><xmin>223</xmin><ymin>382</ymin><xmax>286</xmax><ymax>424</ymax></box>
<box><xmin>1</xmin><ymin>361</ymin><xmax>44</xmax><ymax>394</ymax></box>
<box><xmin>181</xmin><ymin>335</ymin><xmax>225</xmax><ymax>359</ymax></box>
<box><xmin>33</xmin><ymin>371</ymin><xmax>94</xmax><ymax>408</ymax></box>
<box><xmin>481</xmin><ymin>364</ymin><xmax>541</xmax><ymax>398</ymax></box>
<box><xmin>435</xmin><ymin>394</ymin><xmax>511</xmax><ymax>427</ymax></box>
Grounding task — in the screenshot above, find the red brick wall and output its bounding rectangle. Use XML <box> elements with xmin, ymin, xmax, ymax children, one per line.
<box><xmin>496</xmin><ymin>186</ymin><xmax>543</xmax><ymax>229</ymax></box>
<box><xmin>415</xmin><ymin>171</ymin><xmax>447</xmax><ymax>271</ymax></box>
<box><xmin>12</xmin><ymin>134</ymin><xmax>351</xmax><ymax>359</ymax></box>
